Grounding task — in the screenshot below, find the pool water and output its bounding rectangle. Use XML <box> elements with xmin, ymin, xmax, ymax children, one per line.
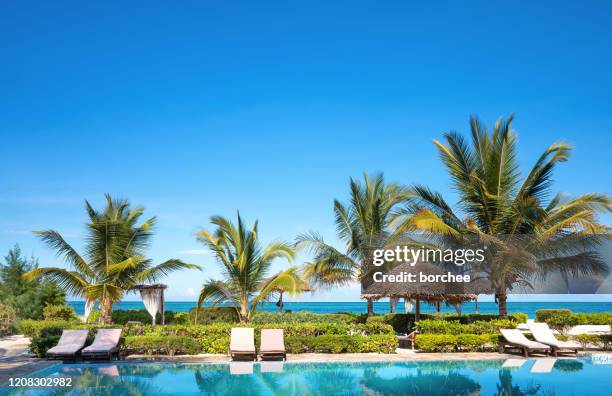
<box><xmin>1</xmin><ymin>357</ymin><xmax>610</xmax><ymax>395</ymax></box>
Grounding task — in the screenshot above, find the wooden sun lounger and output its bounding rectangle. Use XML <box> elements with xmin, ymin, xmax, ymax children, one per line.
<box><xmin>81</xmin><ymin>329</ymin><xmax>122</xmax><ymax>361</ymax></box>
<box><xmin>259</xmin><ymin>329</ymin><xmax>286</xmax><ymax>361</ymax></box>
<box><xmin>229</xmin><ymin>328</ymin><xmax>256</xmax><ymax>361</ymax></box>
<box><xmin>499</xmin><ymin>329</ymin><xmax>551</xmax><ymax>357</ymax></box>
<box><xmin>528</xmin><ymin>322</ymin><xmax>581</xmax><ymax>356</ymax></box>
<box><xmin>46</xmin><ymin>330</ymin><xmax>88</xmax><ymax>360</ymax></box>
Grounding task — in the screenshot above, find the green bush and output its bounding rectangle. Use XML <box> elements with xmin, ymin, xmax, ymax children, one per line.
<box><xmin>43</xmin><ymin>305</ymin><xmax>78</xmax><ymax>321</ymax></box>
<box><xmin>124</xmin><ymin>335</ymin><xmax>200</xmax><ymax>356</ymax></box>
<box><xmin>367</xmin><ymin>312</ymin><xmax>528</xmax><ymax>334</ymax></box>
<box><xmin>416</xmin><ymin>319</ymin><xmax>517</xmax><ymax>335</ymax></box>
<box><xmin>188</xmin><ymin>307</ymin><xmax>239</xmax><ymax>324</ymax></box>
<box><xmin>30</xmin><ymin>335</ymin><xmax>60</xmax><ymax>356</ymax></box>
<box><xmin>251</xmin><ymin>311</ymin><xmax>350</xmax><ymax>324</ymax></box>
<box><xmin>573</xmin><ymin>334</ymin><xmax>602</xmax><ymax>349</ymax></box>
<box><xmin>415</xmin><ymin>333</ymin><xmax>498</xmax><ymax>352</ymax></box>
<box><xmin>19</xmin><ymin>319</ymin><xmax>72</xmax><ymax>337</ymax></box>
<box><xmin>535</xmin><ymin>309</ymin><xmax>573</xmax><ymax>322</ymax></box>
<box><xmin>415</xmin><ymin>334</ymin><xmax>457</xmax><ymax>352</ymax></box>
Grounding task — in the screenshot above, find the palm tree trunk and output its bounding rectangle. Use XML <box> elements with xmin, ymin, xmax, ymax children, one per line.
<box><xmin>496</xmin><ymin>292</ymin><xmax>508</xmax><ymax>318</ymax></box>
<box><xmin>99</xmin><ymin>297</ymin><xmax>112</xmax><ymax>325</ymax></box>
<box><xmin>366</xmin><ymin>298</ymin><xmax>373</xmax><ymax>316</ymax></box>
<box><xmin>240</xmin><ymin>300</ymin><xmax>249</xmax><ymax>323</ymax></box>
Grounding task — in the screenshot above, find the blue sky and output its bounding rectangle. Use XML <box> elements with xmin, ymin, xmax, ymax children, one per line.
<box><xmin>1</xmin><ymin>1</ymin><xmax>611</xmax><ymax>301</ymax></box>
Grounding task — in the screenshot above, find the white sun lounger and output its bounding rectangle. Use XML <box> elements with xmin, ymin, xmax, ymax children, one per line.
<box><xmin>259</xmin><ymin>329</ymin><xmax>286</xmax><ymax>361</ymax></box>
<box><xmin>499</xmin><ymin>329</ymin><xmax>551</xmax><ymax>357</ymax></box>
<box><xmin>81</xmin><ymin>329</ymin><xmax>122</xmax><ymax>360</ymax></box>
<box><xmin>46</xmin><ymin>330</ymin><xmax>88</xmax><ymax>360</ymax></box>
<box><xmin>229</xmin><ymin>328</ymin><xmax>256</xmax><ymax>361</ymax></box>
<box><xmin>528</xmin><ymin>322</ymin><xmax>581</xmax><ymax>356</ymax></box>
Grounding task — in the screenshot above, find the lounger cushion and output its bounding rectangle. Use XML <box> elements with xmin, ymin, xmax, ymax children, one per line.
<box><xmin>47</xmin><ymin>330</ymin><xmax>88</xmax><ymax>355</ymax></box>
<box><xmin>82</xmin><ymin>329</ymin><xmax>122</xmax><ymax>354</ymax></box>
<box><xmin>528</xmin><ymin>322</ymin><xmax>581</xmax><ymax>349</ymax></box>
<box><xmin>260</xmin><ymin>329</ymin><xmax>285</xmax><ymax>353</ymax></box>
<box><xmin>500</xmin><ymin>329</ymin><xmax>549</xmax><ymax>349</ymax></box>
<box><xmin>230</xmin><ymin>328</ymin><xmax>255</xmax><ymax>353</ymax></box>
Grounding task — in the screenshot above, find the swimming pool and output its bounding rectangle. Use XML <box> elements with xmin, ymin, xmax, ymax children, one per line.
<box><xmin>1</xmin><ymin>356</ymin><xmax>610</xmax><ymax>395</ymax></box>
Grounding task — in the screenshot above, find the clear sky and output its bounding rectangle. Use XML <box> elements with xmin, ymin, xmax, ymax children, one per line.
<box><xmin>1</xmin><ymin>1</ymin><xmax>611</xmax><ymax>301</ymax></box>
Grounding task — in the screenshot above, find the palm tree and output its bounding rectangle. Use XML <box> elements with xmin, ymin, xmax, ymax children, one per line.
<box><xmin>395</xmin><ymin>115</ymin><xmax>611</xmax><ymax>317</ymax></box>
<box><xmin>195</xmin><ymin>212</ymin><xmax>302</xmax><ymax>323</ymax></box>
<box><xmin>297</xmin><ymin>173</ymin><xmax>410</xmax><ymax>315</ymax></box>
<box><xmin>24</xmin><ymin>195</ymin><xmax>200</xmax><ymax>324</ymax></box>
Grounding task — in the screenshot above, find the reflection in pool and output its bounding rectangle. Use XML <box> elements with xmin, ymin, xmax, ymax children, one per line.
<box><xmin>1</xmin><ymin>357</ymin><xmax>609</xmax><ymax>395</ymax></box>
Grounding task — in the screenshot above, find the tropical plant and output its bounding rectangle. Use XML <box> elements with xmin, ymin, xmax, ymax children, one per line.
<box><xmin>195</xmin><ymin>212</ymin><xmax>302</xmax><ymax>323</ymax></box>
<box><xmin>297</xmin><ymin>173</ymin><xmax>410</xmax><ymax>314</ymax></box>
<box><xmin>394</xmin><ymin>115</ymin><xmax>611</xmax><ymax>316</ymax></box>
<box><xmin>0</xmin><ymin>245</ymin><xmax>65</xmax><ymax>320</ymax></box>
<box><xmin>23</xmin><ymin>195</ymin><xmax>200</xmax><ymax>324</ymax></box>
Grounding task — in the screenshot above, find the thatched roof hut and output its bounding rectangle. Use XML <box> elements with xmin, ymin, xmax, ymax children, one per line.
<box><xmin>361</xmin><ymin>262</ymin><xmax>491</xmax><ymax>319</ymax></box>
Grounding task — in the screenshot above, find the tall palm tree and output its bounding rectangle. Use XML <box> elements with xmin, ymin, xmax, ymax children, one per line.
<box><xmin>395</xmin><ymin>115</ymin><xmax>611</xmax><ymax>317</ymax></box>
<box><xmin>24</xmin><ymin>195</ymin><xmax>200</xmax><ymax>324</ymax></box>
<box><xmin>195</xmin><ymin>212</ymin><xmax>302</xmax><ymax>323</ymax></box>
<box><xmin>297</xmin><ymin>173</ymin><xmax>410</xmax><ymax>315</ymax></box>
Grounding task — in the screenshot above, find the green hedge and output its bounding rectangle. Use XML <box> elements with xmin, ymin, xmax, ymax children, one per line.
<box><xmin>415</xmin><ymin>319</ymin><xmax>517</xmax><ymax>335</ymax></box>
<box><xmin>251</xmin><ymin>311</ymin><xmax>352</xmax><ymax>324</ymax></box>
<box><xmin>535</xmin><ymin>309</ymin><xmax>612</xmax><ymax>333</ymax></box>
<box><xmin>365</xmin><ymin>312</ymin><xmax>527</xmax><ymax>333</ymax></box>
<box><xmin>23</xmin><ymin>319</ymin><xmax>398</xmax><ymax>356</ymax></box>
<box><xmin>414</xmin><ymin>333</ymin><xmax>500</xmax><ymax>352</ymax></box>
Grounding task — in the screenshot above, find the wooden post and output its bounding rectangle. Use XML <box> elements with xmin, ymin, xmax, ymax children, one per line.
<box><xmin>415</xmin><ymin>296</ymin><xmax>421</xmax><ymax>321</ymax></box>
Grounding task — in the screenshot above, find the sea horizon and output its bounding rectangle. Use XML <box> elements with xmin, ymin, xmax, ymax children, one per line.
<box><xmin>67</xmin><ymin>300</ymin><xmax>612</xmax><ymax>318</ymax></box>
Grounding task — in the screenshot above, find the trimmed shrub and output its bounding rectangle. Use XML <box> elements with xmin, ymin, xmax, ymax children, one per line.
<box><xmin>43</xmin><ymin>305</ymin><xmax>78</xmax><ymax>321</ymax></box>
<box><xmin>535</xmin><ymin>309</ymin><xmax>572</xmax><ymax>322</ymax></box>
<box><xmin>415</xmin><ymin>334</ymin><xmax>457</xmax><ymax>352</ymax></box>
<box><xmin>415</xmin><ymin>333</ymin><xmax>498</xmax><ymax>352</ymax></box>
<box><xmin>251</xmin><ymin>311</ymin><xmax>350</xmax><ymax>324</ymax></box>
<box><xmin>416</xmin><ymin>319</ymin><xmax>517</xmax><ymax>335</ymax></box>
<box><xmin>124</xmin><ymin>335</ymin><xmax>200</xmax><ymax>356</ymax></box>
<box><xmin>573</xmin><ymin>334</ymin><xmax>602</xmax><ymax>349</ymax></box>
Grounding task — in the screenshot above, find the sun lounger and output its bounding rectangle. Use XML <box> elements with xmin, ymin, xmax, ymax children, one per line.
<box><xmin>530</xmin><ymin>358</ymin><xmax>556</xmax><ymax>373</ymax></box>
<box><xmin>81</xmin><ymin>329</ymin><xmax>122</xmax><ymax>360</ymax></box>
<box><xmin>499</xmin><ymin>329</ymin><xmax>551</xmax><ymax>357</ymax></box>
<box><xmin>259</xmin><ymin>329</ymin><xmax>286</xmax><ymax>361</ymax></box>
<box><xmin>229</xmin><ymin>328</ymin><xmax>256</xmax><ymax>361</ymax></box>
<box><xmin>46</xmin><ymin>330</ymin><xmax>88</xmax><ymax>360</ymax></box>
<box><xmin>528</xmin><ymin>322</ymin><xmax>581</xmax><ymax>356</ymax></box>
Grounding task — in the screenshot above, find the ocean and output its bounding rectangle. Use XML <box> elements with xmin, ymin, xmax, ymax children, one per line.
<box><xmin>67</xmin><ymin>301</ymin><xmax>612</xmax><ymax>318</ymax></box>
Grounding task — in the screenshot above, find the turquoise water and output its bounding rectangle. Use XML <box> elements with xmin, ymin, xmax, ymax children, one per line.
<box><xmin>68</xmin><ymin>301</ymin><xmax>612</xmax><ymax>318</ymax></box>
<box><xmin>1</xmin><ymin>357</ymin><xmax>611</xmax><ymax>395</ymax></box>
